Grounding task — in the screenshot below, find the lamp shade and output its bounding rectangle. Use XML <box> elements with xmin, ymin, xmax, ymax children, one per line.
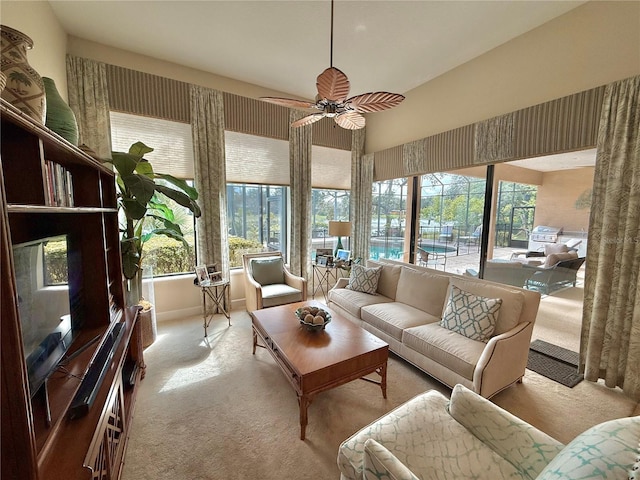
<box><xmin>328</xmin><ymin>221</ymin><xmax>351</xmax><ymax>237</ymax></box>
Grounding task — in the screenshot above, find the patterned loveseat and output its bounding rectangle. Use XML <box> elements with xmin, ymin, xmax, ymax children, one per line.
<box><xmin>338</xmin><ymin>384</ymin><xmax>640</xmax><ymax>480</ymax></box>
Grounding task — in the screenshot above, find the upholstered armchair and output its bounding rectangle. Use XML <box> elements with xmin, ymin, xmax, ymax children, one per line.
<box><xmin>339</xmin><ymin>384</ymin><xmax>639</xmax><ymax>480</ymax></box>
<box><xmin>242</xmin><ymin>252</ymin><xmax>307</xmax><ymax>312</ymax></box>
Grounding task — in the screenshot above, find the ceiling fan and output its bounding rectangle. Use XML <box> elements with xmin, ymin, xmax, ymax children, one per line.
<box><xmin>260</xmin><ymin>0</ymin><xmax>405</xmax><ymax>130</ymax></box>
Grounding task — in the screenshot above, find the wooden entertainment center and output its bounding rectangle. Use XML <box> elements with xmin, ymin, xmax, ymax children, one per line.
<box><xmin>1</xmin><ymin>100</ymin><xmax>145</xmax><ymax>480</ymax></box>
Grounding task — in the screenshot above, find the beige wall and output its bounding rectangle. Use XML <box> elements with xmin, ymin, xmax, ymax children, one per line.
<box><xmin>1</xmin><ymin>1</ymin><xmax>68</xmax><ymax>98</ymax></box>
<box><xmin>366</xmin><ymin>1</ymin><xmax>640</xmax><ymax>153</ymax></box>
<box><xmin>534</xmin><ymin>167</ymin><xmax>594</xmax><ymax>234</ymax></box>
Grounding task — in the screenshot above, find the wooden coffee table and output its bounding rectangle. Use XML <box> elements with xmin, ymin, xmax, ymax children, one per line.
<box><xmin>250</xmin><ymin>300</ymin><xmax>389</xmax><ymax>440</ymax></box>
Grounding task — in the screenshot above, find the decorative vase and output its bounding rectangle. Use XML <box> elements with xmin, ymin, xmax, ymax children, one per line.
<box><xmin>0</xmin><ymin>25</ymin><xmax>46</xmax><ymax>123</ymax></box>
<box><xmin>43</xmin><ymin>77</ymin><xmax>79</xmax><ymax>145</ymax></box>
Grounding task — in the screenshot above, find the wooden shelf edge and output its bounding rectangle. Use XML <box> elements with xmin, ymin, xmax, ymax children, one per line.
<box><xmin>7</xmin><ymin>205</ymin><xmax>118</xmax><ymax>214</ymax></box>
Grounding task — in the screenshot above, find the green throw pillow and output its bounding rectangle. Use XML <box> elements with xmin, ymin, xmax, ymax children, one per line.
<box><xmin>440</xmin><ymin>285</ymin><xmax>502</xmax><ymax>342</ymax></box>
<box><xmin>346</xmin><ymin>264</ymin><xmax>382</xmax><ymax>295</ymax></box>
<box><xmin>250</xmin><ymin>257</ymin><xmax>284</xmax><ymax>286</ymax></box>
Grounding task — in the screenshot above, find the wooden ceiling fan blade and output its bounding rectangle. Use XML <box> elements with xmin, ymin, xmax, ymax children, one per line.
<box><xmin>316</xmin><ymin>67</ymin><xmax>350</xmax><ymax>101</ymax></box>
<box><xmin>291</xmin><ymin>113</ymin><xmax>325</xmax><ymax>128</ymax></box>
<box><xmin>335</xmin><ymin>112</ymin><xmax>365</xmax><ymax>130</ymax></box>
<box><xmin>346</xmin><ymin>92</ymin><xmax>405</xmax><ymax>113</ymax></box>
<box><xmin>260</xmin><ymin>97</ymin><xmax>317</xmax><ymax>109</ymax></box>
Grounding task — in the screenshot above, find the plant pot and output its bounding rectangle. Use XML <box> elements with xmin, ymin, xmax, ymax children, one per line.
<box><xmin>0</xmin><ymin>25</ymin><xmax>45</xmax><ymax>123</ymax></box>
<box><xmin>139</xmin><ymin>308</ymin><xmax>157</xmax><ymax>348</ymax></box>
<box><xmin>43</xmin><ymin>77</ymin><xmax>78</xmax><ymax>145</ymax></box>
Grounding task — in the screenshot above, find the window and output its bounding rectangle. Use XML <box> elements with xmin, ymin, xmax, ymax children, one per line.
<box><xmin>311</xmin><ymin>188</ymin><xmax>350</xmax><ymax>254</ymax></box>
<box><xmin>226</xmin><ymin>183</ymin><xmax>287</xmax><ymax>268</ymax></box>
<box><xmin>110</xmin><ymin>112</ymin><xmax>196</xmax><ymax>276</ymax></box>
<box><xmin>371</xmin><ymin>178</ymin><xmax>408</xmax><ymax>260</ymax></box>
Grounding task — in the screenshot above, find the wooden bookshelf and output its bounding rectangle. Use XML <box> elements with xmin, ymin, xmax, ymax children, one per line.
<box><xmin>1</xmin><ymin>99</ymin><xmax>145</xmax><ymax>480</ymax></box>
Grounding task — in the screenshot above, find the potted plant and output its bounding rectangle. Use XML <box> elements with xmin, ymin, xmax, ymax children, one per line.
<box><xmin>107</xmin><ymin>141</ymin><xmax>201</xmax><ymax>306</ymax></box>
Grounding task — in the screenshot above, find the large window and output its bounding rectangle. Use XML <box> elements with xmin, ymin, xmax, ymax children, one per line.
<box><xmin>227</xmin><ymin>183</ymin><xmax>287</xmax><ymax>267</ymax></box>
<box><xmin>371</xmin><ymin>179</ymin><xmax>408</xmax><ymax>260</ymax></box>
<box><xmin>110</xmin><ymin>112</ymin><xmax>196</xmax><ymax>277</ymax></box>
<box><xmin>311</xmin><ymin>188</ymin><xmax>350</xmax><ymax>254</ymax></box>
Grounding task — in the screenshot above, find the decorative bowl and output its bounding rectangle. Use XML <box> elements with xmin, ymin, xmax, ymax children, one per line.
<box><xmin>295</xmin><ymin>305</ymin><xmax>332</xmax><ymax>331</ymax></box>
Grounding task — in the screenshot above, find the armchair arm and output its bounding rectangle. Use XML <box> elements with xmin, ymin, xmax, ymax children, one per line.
<box><xmin>473</xmin><ymin>321</ymin><xmax>534</xmax><ymax>398</ymax></box>
<box><xmin>363</xmin><ymin>439</ymin><xmax>420</xmax><ymax>480</ymax></box>
<box><xmin>283</xmin><ymin>269</ymin><xmax>308</xmax><ymax>300</ymax></box>
<box><xmin>244</xmin><ymin>274</ymin><xmax>263</xmax><ymax>311</ymax></box>
<box><xmin>448</xmin><ymin>385</ymin><xmax>564</xmax><ymax>480</ymax></box>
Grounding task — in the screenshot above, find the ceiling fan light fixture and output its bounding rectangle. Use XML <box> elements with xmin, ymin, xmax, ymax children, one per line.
<box><xmin>260</xmin><ymin>1</ymin><xmax>404</xmax><ymax>130</ymax></box>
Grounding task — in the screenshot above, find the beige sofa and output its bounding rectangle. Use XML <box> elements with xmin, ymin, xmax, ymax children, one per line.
<box><xmin>327</xmin><ymin>258</ymin><xmax>541</xmax><ymax>398</ymax></box>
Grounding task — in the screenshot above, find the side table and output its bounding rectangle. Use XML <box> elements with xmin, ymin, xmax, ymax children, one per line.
<box><xmin>198</xmin><ymin>279</ymin><xmax>231</xmax><ymax>336</ymax></box>
<box><xmin>312</xmin><ymin>263</ymin><xmax>345</xmax><ymax>302</ymax></box>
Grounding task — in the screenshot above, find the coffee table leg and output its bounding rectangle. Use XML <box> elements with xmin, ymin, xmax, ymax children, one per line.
<box><xmin>379</xmin><ymin>363</ymin><xmax>387</xmax><ymax>399</ymax></box>
<box><xmin>252</xmin><ymin>329</ymin><xmax>257</xmax><ymax>355</ymax></box>
<box><xmin>299</xmin><ymin>395</ymin><xmax>309</xmax><ymax>440</ymax></box>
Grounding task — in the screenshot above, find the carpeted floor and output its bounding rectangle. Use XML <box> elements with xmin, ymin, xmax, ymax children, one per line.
<box><xmin>121</xmin><ymin>287</ymin><xmax>637</xmax><ymax>480</ymax></box>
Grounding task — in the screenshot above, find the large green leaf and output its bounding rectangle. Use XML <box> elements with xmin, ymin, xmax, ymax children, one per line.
<box><xmin>120</xmin><ymin>238</ymin><xmax>141</xmax><ymax>279</ymax></box>
<box><xmin>156</xmin><ymin>174</ymin><xmax>199</xmax><ymax>199</ymax></box>
<box><xmin>155</xmin><ymin>184</ymin><xmax>201</xmax><ymax>217</ymax></box>
<box><xmin>135</xmin><ymin>160</ymin><xmax>154</xmax><ymax>178</ymax></box>
<box><xmin>147</xmin><ymin>227</ymin><xmax>189</xmax><ymax>248</ymax></box>
<box><xmin>122</xmin><ymin>198</ymin><xmax>146</xmax><ymax>220</ymax></box>
<box><xmin>128</xmin><ymin>141</ymin><xmax>154</xmax><ymax>157</ymax></box>
<box><xmin>110</xmin><ymin>152</ymin><xmax>139</xmax><ymax>176</ymax></box>
<box><xmin>122</xmin><ymin>173</ymin><xmax>156</xmax><ymax>206</ymax></box>
<box><xmin>148</xmin><ymin>199</ymin><xmax>175</xmax><ymax>222</ymax></box>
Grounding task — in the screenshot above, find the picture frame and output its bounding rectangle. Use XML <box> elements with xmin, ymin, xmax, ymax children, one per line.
<box><xmin>315</xmin><ymin>248</ymin><xmax>333</xmax><ymax>263</ymax></box>
<box><xmin>195</xmin><ymin>264</ymin><xmax>211</xmax><ymax>286</ymax></box>
<box><xmin>317</xmin><ymin>255</ymin><xmax>328</xmax><ymax>267</ymax></box>
<box><xmin>336</xmin><ymin>249</ymin><xmax>350</xmax><ymax>262</ymax></box>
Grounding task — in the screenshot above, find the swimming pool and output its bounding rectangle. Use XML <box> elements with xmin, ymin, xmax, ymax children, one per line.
<box><xmin>369</xmin><ymin>243</ymin><xmax>455</xmax><ymax>260</ymax></box>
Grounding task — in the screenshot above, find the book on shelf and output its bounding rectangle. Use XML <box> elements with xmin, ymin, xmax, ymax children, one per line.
<box><xmin>44</xmin><ymin>160</ymin><xmax>74</xmax><ymax>207</ymax></box>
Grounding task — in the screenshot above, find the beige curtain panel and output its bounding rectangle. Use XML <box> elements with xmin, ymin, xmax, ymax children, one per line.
<box><xmin>190</xmin><ymin>85</ymin><xmax>229</xmax><ymax>314</ymax></box>
<box><xmin>289</xmin><ymin>110</ymin><xmax>312</xmax><ymax>280</ymax></box>
<box><xmin>66</xmin><ymin>55</ymin><xmax>112</xmax><ymax>159</ymax></box>
<box><xmin>350</xmin><ymin>124</ymin><xmax>373</xmax><ymax>264</ymax></box>
<box><xmin>581</xmin><ymin>75</ymin><xmax>640</xmax><ymax>401</ymax></box>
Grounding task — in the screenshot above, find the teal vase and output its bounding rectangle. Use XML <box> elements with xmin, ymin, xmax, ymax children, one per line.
<box><xmin>43</xmin><ymin>77</ymin><xmax>78</xmax><ymax>145</ymax></box>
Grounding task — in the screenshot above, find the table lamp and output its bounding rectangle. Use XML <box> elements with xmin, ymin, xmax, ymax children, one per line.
<box><xmin>328</xmin><ymin>221</ymin><xmax>351</xmax><ymax>257</ymax></box>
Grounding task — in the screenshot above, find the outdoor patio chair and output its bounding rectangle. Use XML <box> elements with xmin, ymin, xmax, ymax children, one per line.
<box><xmin>525</xmin><ymin>256</ymin><xmax>586</xmax><ymax>294</ymax></box>
<box><xmin>416</xmin><ymin>247</ymin><xmax>430</xmax><ymax>267</ymax></box>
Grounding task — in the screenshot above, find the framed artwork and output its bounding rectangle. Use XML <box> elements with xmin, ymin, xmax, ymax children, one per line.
<box><xmin>336</xmin><ymin>249</ymin><xmax>350</xmax><ymax>261</ymax></box>
<box><xmin>315</xmin><ymin>248</ymin><xmax>333</xmax><ymax>263</ymax></box>
<box><xmin>317</xmin><ymin>255</ymin><xmax>328</xmax><ymax>267</ymax></box>
<box><xmin>195</xmin><ymin>264</ymin><xmax>211</xmax><ymax>286</ymax></box>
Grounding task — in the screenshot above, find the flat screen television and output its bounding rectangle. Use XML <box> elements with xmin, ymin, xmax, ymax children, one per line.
<box><xmin>13</xmin><ymin>235</ymin><xmax>76</xmax><ymax>397</ymax></box>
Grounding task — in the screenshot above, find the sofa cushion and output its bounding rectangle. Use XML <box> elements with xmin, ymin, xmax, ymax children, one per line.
<box><xmin>328</xmin><ymin>287</ymin><xmax>393</xmax><ymax>319</ymax></box>
<box><xmin>366</xmin><ymin>260</ymin><xmax>402</xmax><ymax>299</ymax></box>
<box><xmin>361</xmin><ymin>302</ymin><xmax>440</xmax><ymax>341</ymax></box>
<box><xmin>536</xmin><ymin>416</ymin><xmax>640</xmax><ymax>480</ymax></box>
<box><xmin>337</xmin><ymin>389</ymin><xmax>524</xmax><ymax>480</ymax></box>
<box><xmin>347</xmin><ymin>264</ymin><xmax>383</xmax><ymax>294</ymax></box>
<box><xmin>402</xmin><ymin>323</ymin><xmax>486</xmax><ymax>380</ymax></box>
<box><xmin>394</xmin><ymin>267</ymin><xmax>450</xmax><ymax>318</ymax></box>
<box><xmin>447</xmin><ymin>278</ymin><xmax>524</xmax><ymax>336</ymax></box>
<box><xmin>542</xmin><ymin>250</ymin><xmax>578</xmax><ymax>268</ymax></box>
<box><xmin>440</xmin><ymin>285</ymin><xmax>502</xmax><ymax>343</ymax></box>
<box><xmin>250</xmin><ymin>257</ymin><xmax>284</xmax><ymax>286</ymax></box>
<box><xmin>261</xmin><ymin>284</ymin><xmax>303</xmax><ymax>307</ymax></box>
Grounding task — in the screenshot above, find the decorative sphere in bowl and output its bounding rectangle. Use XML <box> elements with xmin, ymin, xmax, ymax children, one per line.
<box><xmin>295</xmin><ymin>305</ymin><xmax>332</xmax><ymax>331</ymax></box>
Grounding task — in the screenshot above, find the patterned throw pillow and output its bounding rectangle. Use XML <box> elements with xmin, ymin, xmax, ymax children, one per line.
<box><xmin>440</xmin><ymin>285</ymin><xmax>502</xmax><ymax>342</ymax></box>
<box><xmin>346</xmin><ymin>264</ymin><xmax>382</xmax><ymax>295</ymax></box>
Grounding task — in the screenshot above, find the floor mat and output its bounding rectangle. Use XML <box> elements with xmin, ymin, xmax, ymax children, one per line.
<box><xmin>527</xmin><ymin>339</ymin><xmax>583</xmax><ymax>388</ymax></box>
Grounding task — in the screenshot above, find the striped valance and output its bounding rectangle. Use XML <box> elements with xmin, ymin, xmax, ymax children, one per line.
<box><xmin>105</xmin><ymin>64</ymin><xmax>350</xmax><ymax>150</ymax></box>
<box><xmin>373</xmin><ymin>84</ymin><xmax>608</xmax><ymax>180</ymax></box>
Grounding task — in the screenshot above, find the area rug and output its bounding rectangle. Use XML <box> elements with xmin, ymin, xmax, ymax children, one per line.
<box><xmin>527</xmin><ymin>339</ymin><xmax>583</xmax><ymax>388</ymax></box>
